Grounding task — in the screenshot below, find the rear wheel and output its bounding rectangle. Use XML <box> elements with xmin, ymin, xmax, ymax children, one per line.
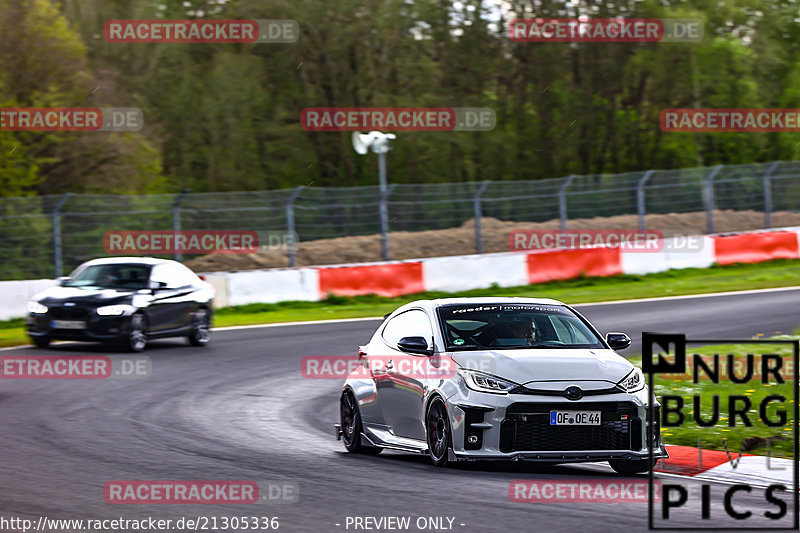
<box><xmin>188</xmin><ymin>308</ymin><xmax>211</xmax><ymax>346</ymax></box>
<box><xmin>426</xmin><ymin>397</ymin><xmax>452</xmax><ymax>467</ymax></box>
<box><xmin>31</xmin><ymin>336</ymin><xmax>51</xmax><ymax>349</ymax></box>
<box><xmin>609</xmin><ymin>458</ymin><xmax>657</xmax><ymax>475</ymax></box>
<box><xmin>340</xmin><ymin>390</ymin><xmax>382</xmax><ymax>455</ymax></box>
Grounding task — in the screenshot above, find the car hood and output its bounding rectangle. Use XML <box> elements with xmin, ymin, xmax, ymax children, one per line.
<box><xmin>451</xmin><ymin>348</ymin><xmax>634</xmax><ymax>386</ymax></box>
<box><xmin>34</xmin><ymin>286</ymin><xmax>138</xmax><ymax>305</ymax></box>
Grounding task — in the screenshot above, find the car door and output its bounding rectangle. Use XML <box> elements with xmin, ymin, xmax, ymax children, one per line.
<box><xmin>146</xmin><ymin>264</ymin><xmax>195</xmax><ymax>334</ymax></box>
<box><xmin>374</xmin><ymin>309</ymin><xmax>435</xmax><ymax>441</ymax></box>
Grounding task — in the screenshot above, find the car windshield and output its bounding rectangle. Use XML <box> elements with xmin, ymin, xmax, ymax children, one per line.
<box><xmin>438</xmin><ymin>303</ymin><xmax>604</xmax><ymax>351</ymax></box>
<box><xmin>64</xmin><ymin>264</ymin><xmax>151</xmax><ymax>290</ymax></box>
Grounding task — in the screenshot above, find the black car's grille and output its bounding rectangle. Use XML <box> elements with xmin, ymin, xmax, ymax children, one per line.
<box><xmin>500</xmin><ymin>402</ymin><xmax>639</xmax><ymax>453</ymax></box>
<box><xmin>49</xmin><ymin>307</ymin><xmax>90</xmax><ymax>320</ymax></box>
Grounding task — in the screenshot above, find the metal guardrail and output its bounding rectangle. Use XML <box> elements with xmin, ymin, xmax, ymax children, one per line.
<box><xmin>1</xmin><ymin>160</ymin><xmax>799</xmax><ymax>280</ymax></box>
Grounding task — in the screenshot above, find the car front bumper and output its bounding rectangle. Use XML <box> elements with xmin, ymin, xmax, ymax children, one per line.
<box><xmin>27</xmin><ymin>312</ymin><xmax>133</xmax><ymax>342</ymax></box>
<box><xmin>444</xmin><ymin>386</ymin><xmax>668</xmax><ymax>462</ymax></box>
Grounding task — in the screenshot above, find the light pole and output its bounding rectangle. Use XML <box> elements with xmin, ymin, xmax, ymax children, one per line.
<box><xmin>352</xmin><ymin>131</ymin><xmax>396</xmax><ymax>261</ymax></box>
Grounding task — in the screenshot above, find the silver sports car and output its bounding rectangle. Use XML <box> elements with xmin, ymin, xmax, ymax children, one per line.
<box><xmin>335</xmin><ymin>297</ymin><xmax>668</xmax><ymax>474</ymax></box>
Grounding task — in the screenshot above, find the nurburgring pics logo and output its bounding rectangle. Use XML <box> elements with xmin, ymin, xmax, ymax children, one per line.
<box><xmin>661</xmin><ymin>109</ymin><xmax>800</xmax><ymax>132</ymax></box>
<box><xmin>104</xmin><ymin>230</ymin><xmax>259</xmax><ymax>255</ymax></box>
<box><xmin>643</xmin><ymin>333</ymin><xmax>798</xmax><ymax>529</ymax></box>
<box><xmin>509</xmin><ymin>18</ymin><xmax>703</xmax><ymax>42</ymax></box>
<box><xmin>1</xmin><ymin>108</ymin><xmax>142</xmax><ymax>131</ymax></box>
<box><xmin>104</xmin><ymin>19</ymin><xmax>298</xmax><ymax>43</ymax></box>
<box><xmin>301</xmin><ymin>107</ymin><xmax>495</xmax><ymax>131</ymax></box>
<box><xmin>1</xmin><ymin>356</ymin><xmax>150</xmax><ymax>379</ymax></box>
<box><xmin>103</xmin><ymin>480</ymin><xmax>298</xmax><ymax>504</ymax></box>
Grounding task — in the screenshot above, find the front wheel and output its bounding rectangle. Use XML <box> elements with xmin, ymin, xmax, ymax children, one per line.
<box><xmin>121</xmin><ymin>313</ymin><xmax>147</xmax><ymax>352</ymax></box>
<box><xmin>426</xmin><ymin>397</ymin><xmax>452</xmax><ymax>467</ymax></box>
<box><xmin>188</xmin><ymin>308</ymin><xmax>211</xmax><ymax>346</ymax></box>
<box><xmin>340</xmin><ymin>390</ymin><xmax>382</xmax><ymax>455</ymax></box>
<box><xmin>609</xmin><ymin>458</ymin><xmax>657</xmax><ymax>475</ymax></box>
<box><xmin>31</xmin><ymin>336</ymin><xmax>51</xmax><ymax>349</ymax></box>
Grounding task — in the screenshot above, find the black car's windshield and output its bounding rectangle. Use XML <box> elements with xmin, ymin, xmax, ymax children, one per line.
<box><xmin>438</xmin><ymin>303</ymin><xmax>604</xmax><ymax>351</ymax></box>
<box><xmin>64</xmin><ymin>264</ymin><xmax>150</xmax><ymax>290</ymax></box>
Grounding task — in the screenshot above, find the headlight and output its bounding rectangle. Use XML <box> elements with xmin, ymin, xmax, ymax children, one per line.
<box><xmin>617</xmin><ymin>367</ymin><xmax>645</xmax><ymax>392</ymax></box>
<box><xmin>96</xmin><ymin>305</ymin><xmax>131</xmax><ymax>316</ymax></box>
<box><xmin>27</xmin><ymin>301</ymin><xmax>48</xmax><ymax>314</ymax></box>
<box><xmin>457</xmin><ymin>368</ymin><xmax>518</xmax><ymax>394</ymax></box>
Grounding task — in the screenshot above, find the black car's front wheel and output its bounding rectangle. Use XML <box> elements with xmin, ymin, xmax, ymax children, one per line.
<box><xmin>340</xmin><ymin>390</ymin><xmax>381</xmax><ymax>455</ymax></box>
<box><xmin>188</xmin><ymin>308</ymin><xmax>211</xmax><ymax>346</ymax></box>
<box><xmin>31</xmin><ymin>336</ymin><xmax>51</xmax><ymax>349</ymax></box>
<box><xmin>426</xmin><ymin>397</ymin><xmax>453</xmax><ymax>467</ymax></box>
<box><xmin>121</xmin><ymin>313</ymin><xmax>147</xmax><ymax>352</ymax></box>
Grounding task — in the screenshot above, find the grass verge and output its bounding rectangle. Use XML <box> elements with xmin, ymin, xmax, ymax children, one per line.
<box><xmin>0</xmin><ymin>259</ymin><xmax>798</xmax><ymax>348</ymax></box>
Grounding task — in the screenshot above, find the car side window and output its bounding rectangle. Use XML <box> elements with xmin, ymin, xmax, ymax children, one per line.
<box><xmin>149</xmin><ymin>264</ymin><xmax>189</xmax><ymax>289</ymax></box>
<box><xmin>382</xmin><ymin>310</ymin><xmax>433</xmax><ymax>348</ymax></box>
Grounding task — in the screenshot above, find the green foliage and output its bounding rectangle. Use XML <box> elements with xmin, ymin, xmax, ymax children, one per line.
<box><xmin>2</xmin><ymin>0</ymin><xmax>800</xmax><ymax>193</ymax></box>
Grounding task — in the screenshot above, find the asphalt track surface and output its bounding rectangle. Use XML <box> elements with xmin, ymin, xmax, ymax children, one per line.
<box><xmin>1</xmin><ymin>288</ymin><xmax>799</xmax><ymax>532</ymax></box>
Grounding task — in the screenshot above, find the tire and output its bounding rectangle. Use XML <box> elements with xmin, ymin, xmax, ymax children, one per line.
<box><xmin>31</xmin><ymin>336</ymin><xmax>51</xmax><ymax>349</ymax></box>
<box><xmin>121</xmin><ymin>313</ymin><xmax>147</xmax><ymax>352</ymax></box>
<box><xmin>340</xmin><ymin>390</ymin><xmax>382</xmax><ymax>455</ymax></box>
<box><xmin>188</xmin><ymin>308</ymin><xmax>211</xmax><ymax>347</ymax></box>
<box><xmin>426</xmin><ymin>397</ymin><xmax>453</xmax><ymax>467</ymax></box>
<box><xmin>609</xmin><ymin>458</ymin><xmax>657</xmax><ymax>475</ymax></box>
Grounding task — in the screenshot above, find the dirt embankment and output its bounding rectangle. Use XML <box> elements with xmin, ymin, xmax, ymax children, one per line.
<box><xmin>186</xmin><ymin>209</ymin><xmax>800</xmax><ymax>272</ymax></box>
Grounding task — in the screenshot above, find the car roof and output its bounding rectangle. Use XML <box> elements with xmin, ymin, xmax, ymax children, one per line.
<box><xmin>395</xmin><ymin>297</ymin><xmax>568</xmax><ymax>314</ymax></box>
<box><xmin>78</xmin><ymin>257</ymin><xmax>178</xmax><ymax>267</ymax></box>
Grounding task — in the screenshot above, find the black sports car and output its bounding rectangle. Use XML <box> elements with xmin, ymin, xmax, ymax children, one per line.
<box><xmin>26</xmin><ymin>257</ymin><xmax>214</xmax><ymax>352</ymax></box>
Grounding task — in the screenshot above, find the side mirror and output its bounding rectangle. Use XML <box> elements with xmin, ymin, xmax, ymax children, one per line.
<box><xmin>148</xmin><ymin>280</ymin><xmax>167</xmax><ymax>291</ymax></box>
<box><xmin>397</xmin><ymin>336</ymin><xmax>433</xmax><ymax>356</ymax></box>
<box><xmin>606</xmin><ymin>332</ymin><xmax>632</xmax><ymax>351</ymax></box>
<box><xmin>56</xmin><ymin>276</ymin><xmax>71</xmax><ymax>286</ymax></box>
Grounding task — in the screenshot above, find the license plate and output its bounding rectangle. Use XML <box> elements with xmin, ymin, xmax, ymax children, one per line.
<box><xmin>550</xmin><ymin>411</ymin><xmax>601</xmax><ymax>425</ymax></box>
<box><xmin>50</xmin><ymin>320</ymin><xmax>86</xmax><ymax>330</ymax></box>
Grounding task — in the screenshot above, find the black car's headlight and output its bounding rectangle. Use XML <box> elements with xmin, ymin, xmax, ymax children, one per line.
<box><xmin>616</xmin><ymin>367</ymin><xmax>645</xmax><ymax>393</ymax></box>
<box><xmin>457</xmin><ymin>369</ymin><xmax>518</xmax><ymax>394</ymax></box>
<box><xmin>96</xmin><ymin>305</ymin><xmax>133</xmax><ymax>316</ymax></box>
<box><xmin>27</xmin><ymin>301</ymin><xmax>48</xmax><ymax>314</ymax></box>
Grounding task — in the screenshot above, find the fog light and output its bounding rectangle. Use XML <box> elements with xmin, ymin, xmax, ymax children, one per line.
<box><xmin>467</xmin><ymin>435</ymin><xmax>479</xmax><ymax>444</ymax></box>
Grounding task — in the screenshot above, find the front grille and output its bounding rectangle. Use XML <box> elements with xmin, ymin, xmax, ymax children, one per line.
<box><xmin>500</xmin><ymin>402</ymin><xmax>639</xmax><ymax>453</ymax></box>
<box><xmin>50</xmin><ymin>307</ymin><xmax>90</xmax><ymax>320</ymax></box>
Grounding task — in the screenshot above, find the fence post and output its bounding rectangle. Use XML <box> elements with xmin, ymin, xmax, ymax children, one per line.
<box><xmin>378</xmin><ymin>152</ymin><xmax>391</xmax><ymax>261</ymax></box>
<box><xmin>286</xmin><ymin>186</ymin><xmax>305</xmax><ymax>267</ymax></box>
<box><xmin>473</xmin><ymin>181</ymin><xmax>491</xmax><ymax>254</ymax></box>
<box><xmin>703</xmin><ymin>165</ymin><xmax>723</xmax><ymax>234</ymax></box>
<box><xmin>558</xmin><ymin>175</ymin><xmax>577</xmax><ymax>230</ymax></box>
<box><xmin>52</xmin><ymin>193</ymin><xmax>70</xmax><ymax>278</ymax></box>
<box><xmin>636</xmin><ymin>170</ymin><xmax>655</xmax><ymax>230</ymax></box>
<box><xmin>172</xmin><ymin>191</ymin><xmax>187</xmax><ymax>262</ymax></box>
<box><xmin>762</xmin><ymin>161</ymin><xmax>780</xmax><ymax>229</ymax></box>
